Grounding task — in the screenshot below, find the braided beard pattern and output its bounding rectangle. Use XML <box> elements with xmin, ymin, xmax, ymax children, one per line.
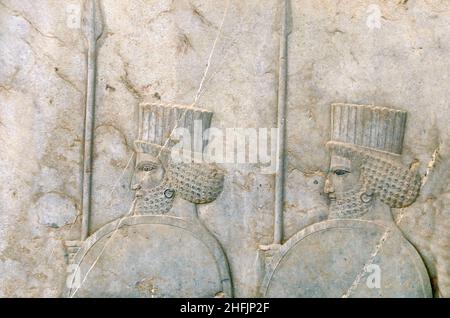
<box><xmin>134</xmin><ymin>177</ymin><xmax>174</xmax><ymax>215</ymax></box>
<box><xmin>328</xmin><ymin>188</ymin><xmax>373</xmax><ymax>219</ymax></box>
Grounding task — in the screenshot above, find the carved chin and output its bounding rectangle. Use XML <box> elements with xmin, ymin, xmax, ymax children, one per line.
<box><xmin>328</xmin><ymin>189</ymin><xmax>373</xmax><ymax>219</ymax></box>
<box><xmin>133</xmin><ymin>178</ymin><xmax>174</xmax><ymax>215</ymax></box>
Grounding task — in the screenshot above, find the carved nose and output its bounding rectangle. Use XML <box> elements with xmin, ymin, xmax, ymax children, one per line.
<box><xmin>131</xmin><ymin>183</ymin><xmax>141</xmax><ymax>191</ymax></box>
<box><xmin>324</xmin><ymin>177</ymin><xmax>335</xmax><ymax>195</ymax></box>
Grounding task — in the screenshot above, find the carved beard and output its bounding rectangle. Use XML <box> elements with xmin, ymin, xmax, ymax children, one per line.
<box><xmin>134</xmin><ymin>177</ymin><xmax>174</xmax><ymax>215</ymax></box>
<box><xmin>328</xmin><ymin>188</ymin><xmax>373</xmax><ymax>219</ymax></box>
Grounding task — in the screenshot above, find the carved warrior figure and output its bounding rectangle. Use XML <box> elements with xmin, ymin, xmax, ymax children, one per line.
<box><xmin>66</xmin><ymin>103</ymin><xmax>233</xmax><ymax>298</ymax></box>
<box><xmin>324</xmin><ymin>103</ymin><xmax>421</xmax><ymax>222</ymax></box>
<box><xmin>131</xmin><ymin>103</ymin><xmax>224</xmax><ymax>217</ymax></box>
<box><xmin>260</xmin><ymin>103</ymin><xmax>432</xmax><ymax>298</ymax></box>
<box><xmin>321</xmin><ymin>103</ymin><xmax>450</xmax><ymax>297</ymax></box>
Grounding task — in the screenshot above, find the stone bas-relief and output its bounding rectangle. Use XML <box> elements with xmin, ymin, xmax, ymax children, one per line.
<box><xmin>325</xmin><ymin>104</ymin><xmax>421</xmax><ymax>221</ymax></box>
<box><xmin>131</xmin><ymin>103</ymin><xmax>223</xmax><ymax>216</ymax></box>
<box><xmin>66</xmin><ymin>103</ymin><xmax>232</xmax><ymax>298</ymax></box>
<box><xmin>261</xmin><ymin>104</ymin><xmax>432</xmax><ymax>297</ymax></box>
<box><xmin>262</xmin><ymin>220</ymin><xmax>431</xmax><ymax>298</ymax></box>
<box><xmin>68</xmin><ymin>216</ymin><xmax>231</xmax><ymax>298</ymax></box>
<box><xmin>1</xmin><ymin>0</ymin><xmax>449</xmax><ymax>298</ymax></box>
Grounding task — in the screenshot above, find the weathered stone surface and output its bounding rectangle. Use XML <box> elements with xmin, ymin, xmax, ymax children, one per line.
<box><xmin>262</xmin><ymin>219</ymin><xmax>431</xmax><ymax>298</ymax></box>
<box><xmin>0</xmin><ymin>0</ymin><xmax>449</xmax><ymax>298</ymax></box>
<box><xmin>68</xmin><ymin>216</ymin><xmax>232</xmax><ymax>298</ymax></box>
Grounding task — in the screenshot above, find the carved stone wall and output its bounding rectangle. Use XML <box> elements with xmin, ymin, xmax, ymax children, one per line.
<box><xmin>0</xmin><ymin>0</ymin><xmax>448</xmax><ymax>297</ymax></box>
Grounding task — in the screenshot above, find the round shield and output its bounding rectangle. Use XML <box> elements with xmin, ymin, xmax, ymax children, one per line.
<box><xmin>66</xmin><ymin>215</ymin><xmax>232</xmax><ymax>298</ymax></box>
<box><xmin>261</xmin><ymin>219</ymin><xmax>431</xmax><ymax>298</ymax></box>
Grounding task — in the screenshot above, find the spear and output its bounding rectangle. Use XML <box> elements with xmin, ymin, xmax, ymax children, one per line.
<box><xmin>273</xmin><ymin>0</ymin><xmax>292</xmax><ymax>245</ymax></box>
<box><xmin>81</xmin><ymin>0</ymin><xmax>103</xmax><ymax>241</ymax></box>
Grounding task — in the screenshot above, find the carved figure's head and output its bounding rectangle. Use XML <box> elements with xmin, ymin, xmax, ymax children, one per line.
<box><xmin>131</xmin><ymin>103</ymin><xmax>213</xmax><ymax>191</ymax></box>
<box><xmin>131</xmin><ymin>103</ymin><xmax>222</xmax><ymax>215</ymax></box>
<box><xmin>324</xmin><ymin>104</ymin><xmax>421</xmax><ymax>219</ymax></box>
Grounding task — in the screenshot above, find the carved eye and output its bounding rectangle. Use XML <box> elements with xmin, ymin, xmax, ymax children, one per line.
<box><xmin>142</xmin><ymin>165</ymin><xmax>154</xmax><ymax>172</ymax></box>
<box><xmin>138</xmin><ymin>162</ymin><xmax>157</xmax><ymax>172</ymax></box>
<box><xmin>334</xmin><ymin>169</ymin><xmax>349</xmax><ymax>176</ymax></box>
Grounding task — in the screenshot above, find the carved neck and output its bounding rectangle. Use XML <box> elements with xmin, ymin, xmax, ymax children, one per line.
<box><xmin>359</xmin><ymin>198</ymin><xmax>393</xmax><ymax>223</ymax></box>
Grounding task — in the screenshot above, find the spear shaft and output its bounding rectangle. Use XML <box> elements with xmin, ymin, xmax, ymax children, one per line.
<box><xmin>273</xmin><ymin>0</ymin><xmax>292</xmax><ymax>245</ymax></box>
<box><xmin>81</xmin><ymin>0</ymin><xmax>103</xmax><ymax>240</ymax></box>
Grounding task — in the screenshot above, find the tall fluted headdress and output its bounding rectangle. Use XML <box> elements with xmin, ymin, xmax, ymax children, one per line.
<box><xmin>134</xmin><ymin>103</ymin><xmax>213</xmax><ymax>160</ymax></box>
<box><xmin>327</xmin><ymin>103</ymin><xmax>421</xmax><ymax>208</ymax></box>
<box><xmin>329</xmin><ymin>103</ymin><xmax>407</xmax><ymax>155</ymax></box>
<box><xmin>134</xmin><ymin>103</ymin><xmax>224</xmax><ymax>204</ymax></box>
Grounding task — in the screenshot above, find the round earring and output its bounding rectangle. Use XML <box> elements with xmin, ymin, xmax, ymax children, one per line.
<box><xmin>164</xmin><ymin>188</ymin><xmax>175</xmax><ymax>199</ymax></box>
<box><xmin>360</xmin><ymin>189</ymin><xmax>374</xmax><ymax>203</ymax></box>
